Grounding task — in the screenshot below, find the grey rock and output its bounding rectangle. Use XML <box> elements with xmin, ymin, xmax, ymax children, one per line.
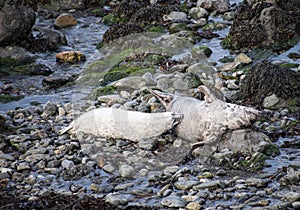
<box><xmin>0</xmin><ymin>4</ymin><xmax>36</xmax><ymax>46</ymax></box>
<box><xmin>0</xmin><ymin>46</ymin><xmax>35</xmax><ymax>64</ymax></box>
<box><xmin>283</xmin><ymin>191</ymin><xmax>300</xmax><ymax>202</ymax></box>
<box><xmin>193</xmin><ymin>180</ymin><xmax>226</xmax><ymax>190</ymax></box>
<box><xmin>43</xmin><ymin>101</ymin><xmax>58</xmax><ymax>116</ymax></box>
<box><xmin>174</xmin><ymin>180</ymin><xmax>199</xmax><ymax>190</ymax></box>
<box><xmin>138</xmin><ymin>138</ymin><xmax>157</xmax><ymax>150</ymax></box>
<box><xmin>80</xmin><ymin>144</ymin><xmax>99</xmax><ymax>155</ymax></box>
<box><xmin>114</xmin><ymin>183</ymin><xmax>134</xmax><ymax>191</ymax></box>
<box><xmin>161</xmin><ymin>194</ymin><xmax>187</xmax><ymax>208</ymax></box>
<box><xmin>17</xmin><ymin>162</ymin><xmax>31</xmax><ymax>171</ymax></box>
<box><xmin>263</xmin><ymin>94</ymin><xmax>280</xmax><ymax>108</ymax></box>
<box><xmin>61</xmin><ymin>159</ymin><xmax>75</xmax><ymax>170</ymax></box>
<box><xmin>105</xmin><ymin>193</ymin><xmax>133</xmax><ymax>206</ymax></box>
<box><xmin>102</xmin><ymin>163</ymin><xmax>116</xmax><ymax>173</ymax></box>
<box><xmin>245</xmin><ymin>178</ymin><xmax>269</xmax><ymax>188</ymax></box>
<box><xmin>119</xmin><ymin>164</ymin><xmax>135</xmax><ymax>178</ymax></box>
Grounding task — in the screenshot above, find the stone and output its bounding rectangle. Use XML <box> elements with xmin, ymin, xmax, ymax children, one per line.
<box><xmin>189</xmin><ymin>7</ymin><xmax>209</xmax><ymax>20</ymax></box>
<box><xmin>163</xmin><ymin>11</ymin><xmax>188</xmax><ymax>22</ymax></box>
<box><xmin>112</xmin><ymin>77</ymin><xmax>147</xmax><ymax>91</ymax></box>
<box><xmin>43</xmin><ymin>101</ymin><xmax>58</xmax><ymax>116</ymax></box>
<box><xmin>174</xmin><ymin>180</ymin><xmax>199</xmax><ymax>190</ymax></box>
<box><xmin>97</xmin><ymin>95</ymin><xmax>126</xmax><ymax>104</ymax></box>
<box><xmin>54</xmin><ymin>13</ymin><xmax>78</xmax><ymax>29</ymax></box>
<box><xmin>119</xmin><ymin>164</ymin><xmax>135</xmax><ymax>178</ymax></box>
<box><xmin>102</xmin><ymin>163</ymin><xmax>116</xmax><ymax>173</ymax></box>
<box><xmin>0</xmin><ymin>46</ymin><xmax>35</xmax><ymax>64</ymax></box>
<box><xmin>17</xmin><ymin>162</ymin><xmax>30</xmax><ymax>171</ymax></box>
<box><xmin>138</xmin><ymin>138</ymin><xmax>157</xmax><ymax>150</ymax></box>
<box><xmin>56</xmin><ymin>51</ymin><xmax>86</xmax><ymax>64</ymax></box>
<box><xmin>193</xmin><ymin>180</ymin><xmax>225</xmax><ymax>190</ymax></box>
<box><xmin>31</xmin><ymin>26</ymin><xmax>67</xmax><ymax>51</ymax></box>
<box><xmin>161</xmin><ymin>195</ymin><xmax>187</xmax><ymax>208</ymax></box>
<box><xmin>283</xmin><ymin>191</ymin><xmax>300</xmax><ymax>202</ymax></box>
<box><xmin>50</xmin><ymin>0</ymin><xmax>85</xmax><ymax>11</ymax></box>
<box><xmin>263</xmin><ymin>94</ymin><xmax>280</xmax><ymax>108</ymax></box>
<box><xmin>186</xmin><ymin>201</ymin><xmax>201</xmax><ymax>210</ymax></box>
<box><xmin>0</xmin><ymin>4</ymin><xmax>36</xmax><ymax>46</ymax></box>
<box><xmin>61</xmin><ymin>159</ymin><xmax>75</xmax><ymax>170</ymax></box>
<box><xmin>197</xmin><ymin>0</ymin><xmax>230</xmax><ymax>13</ymax></box>
<box><xmin>105</xmin><ymin>193</ymin><xmax>133</xmax><ymax>206</ymax></box>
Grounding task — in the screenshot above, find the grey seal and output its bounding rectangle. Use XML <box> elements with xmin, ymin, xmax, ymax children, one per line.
<box><xmin>60</xmin><ymin>107</ymin><xmax>183</xmax><ymax>142</ymax></box>
<box><xmin>149</xmin><ymin>85</ymin><xmax>261</xmax><ymax>145</ymax></box>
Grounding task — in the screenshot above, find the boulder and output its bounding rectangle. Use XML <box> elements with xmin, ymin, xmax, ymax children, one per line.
<box><xmin>102</xmin><ymin>23</ymin><xmax>144</xmax><ymax>44</ymax></box>
<box><xmin>56</xmin><ymin>51</ymin><xmax>86</xmax><ymax>64</ymax></box>
<box><xmin>0</xmin><ymin>46</ymin><xmax>35</xmax><ymax>64</ymax></box>
<box><xmin>239</xmin><ymin>61</ymin><xmax>300</xmax><ymax>108</ymax></box>
<box><xmin>50</xmin><ymin>0</ymin><xmax>85</xmax><ymax>11</ymax></box>
<box><xmin>0</xmin><ymin>3</ymin><xmax>36</xmax><ymax>47</ymax></box>
<box><xmin>54</xmin><ymin>13</ymin><xmax>77</xmax><ymax>29</ymax></box>
<box><xmin>226</xmin><ymin>1</ymin><xmax>300</xmax><ymax>50</ymax></box>
<box><xmin>197</xmin><ymin>0</ymin><xmax>230</xmax><ymax>13</ymax></box>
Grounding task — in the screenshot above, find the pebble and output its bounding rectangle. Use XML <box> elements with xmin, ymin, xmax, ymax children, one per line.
<box><xmin>193</xmin><ymin>180</ymin><xmax>226</xmax><ymax>190</ymax></box>
<box><xmin>61</xmin><ymin>159</ymin><xmax>75</xmax><ymax>170</ymax></box>
<box><xmin>161</xmin><ymin>194</ymin><xmax>187</xmax><ymax>208</ymax></box>
<box><xmin>174</xmin><ymin>180</ymin><xmax>199</xmax><ymax>190</ymax></box>
<box><xmin>105</xmin><ymin>193</ymin><xmax>133</xmax><ymax>206</ymax></box>
<box><xmin>119</xmin><ymin>164</ymin><xmax>135</xmax><ymax>178</ymax></box>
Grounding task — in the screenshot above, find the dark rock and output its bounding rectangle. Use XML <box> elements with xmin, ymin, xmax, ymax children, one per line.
<box><xmin>30</xmin><ymin>64</ymin><xmax>53</xmax><ymax>76</ymax></box>
<box><xmin>0</xmin><ymin>3</ymin><xmax>36</xmax><ymax>47</ymax></box>
<box><xmin>225</xmin><ymin>1</ymin><xmax>300</xmax><ymax>50</ymax></box>
<box><xmin>42</xmin><ymin>74</ymin><xmax>77</xmax><ymax>89</ymax></box>
<box><xmin>0</xmin><ymin>46</ymin><xmax>35</xmax><ymax>64</ymax></box>
<box><xmin>130</xmin><ymin>4</ymin><xmax>177</xmax><ymax>26</ymax></box>
<box><xmin>102</xmin><ymin>23</ymin><xmax>144</xmax><ymax>44</ymax></box>
<box><xmin>112</xmin><ymin>0</ymin><xmax>149</xmax><ymax>21</ymax></box>
<box><xmin>25</xmin><ymin>26</ymin><xmax>67</xmax><ymax>51</ymax></box>
<box><xmin>239</xmin><ymin>61</ymin><xmax>300</xmax><ymax>106</ymax></box>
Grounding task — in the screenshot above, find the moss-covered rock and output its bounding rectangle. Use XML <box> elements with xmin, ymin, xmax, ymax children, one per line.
<box><xmin>101</xmin><ymin>13</ymin><xmax>119</xmax><ymax>25</ymax></box>
<box><xmin>88</xmin><ymin>85</ymin><xmax>116</xmax><ymax>100</ymax></box>
<box><xmin>0</xmin><ymin>94</ymin><xmax>24</xmax><ymax>103</ymax></box>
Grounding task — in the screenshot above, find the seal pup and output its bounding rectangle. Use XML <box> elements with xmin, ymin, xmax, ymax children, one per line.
<box><xmin>60</xmin><ymin>107</ymin><xmax>183</xmax><ymax>142</ymax></box>
<box><xmin>149</xmin><ymin>85</ymin><xmax>261</xmax><ymax>145</ymax></box>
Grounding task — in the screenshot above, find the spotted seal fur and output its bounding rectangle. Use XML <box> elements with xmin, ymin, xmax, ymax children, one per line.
<box><xmin>149</xmin><ymin>85</ymin><xmax>261</xmax><ymax>145</ymax></box>
<box><xmin>60</xmin><ymin>107</ymin><xmax>183</xmax><ymax>142</ymax></box>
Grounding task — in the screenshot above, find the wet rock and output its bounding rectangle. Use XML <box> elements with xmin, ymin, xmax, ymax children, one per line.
<box><xmin>0</xmin><ymin>3</ymin><xmax>36</xmax><ymax>46</ymax></box>
<box><xmin>42</xmin><ymin>75</ymin><xmax>77</xmax><ymax>89</ymax></box>
<box><xmin>61</xmin><ymin>159</ymin><xmax>75</xmax><ymax>170</ymax></box>
<box><xmin>263</xmin><ymin>93</ymin><xmax>280</xmax><ymax>108</ymax></box>
<box><xmin>56</xmin><ymin>51</ymin><xmax>86</xmax><ymax>64</ymax></box>
<box><xmin>112</xmin><ymin>76</ymin><xmax>147</xmax><ymax>91</ymax></box>
<box><xmin>189</xmin><ymin>7</ymin><xmax>209</xmax><ymax>20</ymax></box>
<box><xmin>29</xmin><ymin>26</ymin><xmax>68</xmax><ymax>51</ymax></box>
<box><xmin>43</xmin><ymin>101</ymin><xmax>58</xmax><ymax>116</ymax></box>
<box><xmin>138</xmin><ymin>138</ymin><xmax>157</xmax><ymax>150</ymax></box>
<box><xmin>50</xmin><ymin>0</ymin><xmax>85</xmax><ymax>11</ymax></box>
<box><xmin>226</xmin><ymin>2</ymin><xmax>300</xmax><ymax>50</ymax></box>
<box><xmin>130</xmin><ymin>4</ymin><xmax>173</xmax><ymax>26</ymax></box>
<box><xmin>105</xmin><ymin>193</ymin><xmax>133</xmax><ymax>206</ymax></box>
<box><xmin>161</xmin><ymin>194</ymin><xmax>186</xmax><ymax>208</ymax></box>
<box><xmin>54</xmin><ymin>13</ymin><xmax>77</xmax><ymax>29</ymax></box>
<box><xmin>0</xmin><ymin>46</ymin><xmax>35</xmax><ymax>64</ymax></box>
<box><xmin>174</xmin><ymin>180</ymin><xmax>199</xmax><ymax>190</ymax></box>
<box><xmin>283</xmin><ymin>191</ymin><xmax>300</xmax><ymax>202</ymax></box>
<box><xmin>17</xmin><ymin>162</ymin><xmax>31</xmax><ymax>171</ymax></box>
<box><xmin>163</xmin><ymin>11</ymin><xmax>187</xmax><ymax>22</ymax></box>
<box><xmin>119</xmin><ymin>163</ymin><xmax>135</xmax><ymax>178</ymax></box>
<box><xmin>193</xmin><ymin>180</ymin><xmax>226</xmax><ymax>190</ymax></box>
<box><xmin>186</xmin><ymin>201</ymin><xmax>201</xmax><ymax>210</ymax></box>
<box><xmin>102</xmin><ymin>23</ymin><xmax>143</xmax><ymax>44</ymax></box>
<box><xmin>112</xmin><ymin>0</ymin><xmax>149</xmax><ymax>21</ymax></box>
<box><xmin>240</xmin><ymin>61</ymin><xmax>300</xmax><ymax>107</ymax></box>
<box><xmin>197</xmin><ymin>0</ymin><xmax>230</xmax><ymax>13</ymax></box>
<box><xmin>30</xmin><ymin>64</ymin><xmax>53</xmax><ymax>76</ymax></box>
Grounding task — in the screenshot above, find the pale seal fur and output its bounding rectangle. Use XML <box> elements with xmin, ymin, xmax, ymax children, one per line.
<box><xmin>60</xmin><ymin>107</ymin><xmax>183</xmax><ymax>142</ymax></box>
<box><xmin>149</xmin><ymin>85</ymin><xmax>261</xmax><ymax>145</ymax></box>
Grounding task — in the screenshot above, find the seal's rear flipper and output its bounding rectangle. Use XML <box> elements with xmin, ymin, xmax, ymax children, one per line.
<box><xmin>147</xmin><ymin>89</ymin><xmax>175</xmax><ymax>109</ymax></box>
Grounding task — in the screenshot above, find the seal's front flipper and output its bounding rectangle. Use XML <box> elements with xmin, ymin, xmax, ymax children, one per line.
<box><xmin>148</xmin><ymin>89</ymin><xmax>175</xmax><ymax>109</ymax></box>
<box><xmin>198</xmin><ymin>85</ymin><xmax>217</xmax><ymax>103</ymax></box>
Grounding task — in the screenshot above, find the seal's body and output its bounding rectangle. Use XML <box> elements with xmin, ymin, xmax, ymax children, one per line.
<box><xmin>60</xmin><ymin>107</ymin><xmax>182</xmax><ymax>142</ymax></box>
<box><xmin>150</xmin><ymin>86</ymin><xmax>261</xmax><ymax>144</ymax></box>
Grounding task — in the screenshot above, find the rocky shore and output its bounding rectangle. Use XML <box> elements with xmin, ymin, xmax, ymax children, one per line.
<box><xmin>1</xmin><ymin>0</ymin><xmax>300</xmax><ymax>209</ymax></box>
